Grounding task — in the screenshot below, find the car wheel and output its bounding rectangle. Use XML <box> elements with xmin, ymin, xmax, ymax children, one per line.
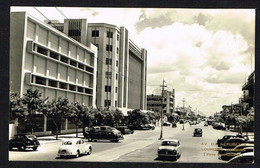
<box><xmin>88</xmin><ymin>138</ymin><xmax>93</xmax><ymax>142</ymax></box>
<box><xmin>88</xmin><ymin>147</ymin><xmax>92</xmax><ymax>155</ymax></box>
<box><xmin>75</xmin><ymin>151</ymin><xmax>80</xmax><ymax>158</ymax></box>
<box><xmin>33</xmin><ymin>147</ymin><xmax>37</xmax><ymax>151</ymax></box>
<box><xmin>19</xmin><ymin>145</ymin><xmax>26</xmax><ymax>151</ymax></box>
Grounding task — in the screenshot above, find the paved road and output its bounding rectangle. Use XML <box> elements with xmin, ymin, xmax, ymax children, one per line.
<box><xmin>9</xmin><ymin>122</ymin><xmax>244</xmax><ymax>163</ymax></box>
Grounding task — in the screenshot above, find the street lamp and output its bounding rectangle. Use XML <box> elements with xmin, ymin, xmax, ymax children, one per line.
<box><xmin>182</xmin><ymin>98</ymin><xmax>186</xmax><ymax>130</ymax></box>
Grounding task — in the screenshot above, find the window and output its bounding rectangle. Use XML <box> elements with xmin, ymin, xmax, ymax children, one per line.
<box><xmin>116</xmin><ymin>60</ymin><xmax>118</xmax><ymax>67</ymax></box>
<box><xmin>60</xmin><ymin>56</ymin><xmax>69</xmax><ymax>63</ymax></box>
<box><xmin>117</xmin><ymin>47</ymin><xmax>119</xmax><ymax>54</ymax></box>
<box><xmin>78</xmin><ymin>87</ymin><xmax>84</xmax><ymax>93</ymax></box>
<box><xmin>117</xmin><ymin>34</ymin><xmax>119</xmax><ymax>40</ymax></box>
<box><xmin>48</xmin><ymin>80</ymin><xmax>58</xmax><ymax>87</ymax></box>
<box><xmin>70</xmin><ymin>60</ymin><xmax>77</xmax><ymax>67</ymax></box>
<box><xmin>106</xmin><ymin>58</ymin><xmax>112</xmax><ymax>65</ymax></box>
<box><xmin>92</xmin><ymin>30</ymin><xmax>99</xmax><ymax>37</ymax></box>
<box><xmin>115</xmin><ymin>87</ymin><xmax>117</xmax><ymax>93</ymax></box>
<box><xmin>107</xmin><ymin>31</ymin><xmax>113</xmax><ymax>38</ymax></box>
<box><xmin>104</xmin><ymin>100</ymin><xmax>111</xmax><ymax>107</ymax></box>
<box><xmin>115</xmin><ymin>100</ymin><xmax>117</xmax><ymax>107</ymax></box>
<box><xmin>69</xmin><ymin>85</ymin><xmax>76</xmax><ymax>91</ymax></box>
<box><xmin>59</xmin><ymin>82</ymin><xmax>67</xmax><ymax>89</ymax></box>
<box><xmin>68</xmin><ymin>29</ymin><xmax>81</xmax><ymax>36</ymax></box>
<box><xmin>106</xmin><ymin>45</ymin><xmax>112</xmax><ymax>51</ymax></box>
<box><xmin>105</xmin><ymin>85</ymin><xmax>111</xmax><ymax>92</ymax></box>
<box><xmin>106</xmin><ymin>72</ymin><xmax>112</xmax><ymax>78</ymax></box>
<box><xmin>35</xmin><ymin>76</ymin><xmax>46</xmax><ymax>85</ymax></box>
<box><xmin>78</xmin><ymin>63</ymin><xmax>84</xmax><ymax>70</ymax></box>
<box><xmin>37</xmin><ymin>46</ymin><xmax>48</xmax><ymax>55</ymax></box>
<box><xmin>116</xmin><ymin>73</ymin><xmax>118</xmax><ymax>80</ymax></box>
<box><xmin>50</xmin><ymin>51</ymin><xmax>59</xmax><ymax>60</ymax></box>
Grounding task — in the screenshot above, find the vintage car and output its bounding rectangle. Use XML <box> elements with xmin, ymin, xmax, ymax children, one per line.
<box><xmin>193</xmin><ymin>128</ymin><xmax>202</xmax><ymax>137</ymax></box>
<box><xmin>217</xmin><ymin>134</ymin><xmax>246</xmax><ymax>147</ymax></box>
<box><xmin>218</xmin><ymin>143</ymin><xmax>254</xmax><ymax>161</ymax></box>
<box><xmin>115</xmin><ymin>126</ymin><xmax>134</xmax><ymax>134</ymax></box>
<box><xmin>57</xmin><ymin>139</ymin><xmax>92</xmax><ymax>158</ymax></box>
<box><xmin>163</xmin><ymin>122</ymin><xmax>171</xmax><ymax>126</ymax></box>
<box><xmin>9</xmin><ymin>134</ymin><xmax>40</xmax><ymax>151</ymax></box>
<box><xmin>147</xmin><ymin>124</ymin><xmax>155</xmax><ymax>130</ymax></box>
<box><xmin>157</xmin><ymin>139</ymin><xmax>182</xmax><ymax>160</ymax></box>
<box><xmin>84</xmin><ymin>126</ymin><xmax>124</xmax><ymax>142</ymax></box>
<box><xmin>228</xmin><ymin>152</ymin><xmax>254</xmax><ymax>163</ymax></box>
<box><xmin>172</xmin><ymin>123</ymin><xmax>177</xmax><ymax>128</ymax></box>
<box><xmin>221</xmin><ymin>138</ymin><xmax>246</xmax><ymax>149</ymax></box>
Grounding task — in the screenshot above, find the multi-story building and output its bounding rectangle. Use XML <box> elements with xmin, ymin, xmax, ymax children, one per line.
<box><xmin>147</xmin><ymin>89</ymin><xmax>175</xmax><ymax>114</ymax></box>
<box><xmin>241</xmin><ymin>70</ymin><xmax>255</xmax><ymax>114</ymax></box>
<box><xmin>10</xmin><ymin>12</ymin><xmax>97</xmax><ymax>133</ymax></box>
<box><xmin>51</xmin><ymin>21</ymin><xmax>147</xmax><ymax>111</ymax></box>
<box><xmin>87</xmin><ymin>24</ymin><xmax>147</xmax><ymax>110</ymax></box>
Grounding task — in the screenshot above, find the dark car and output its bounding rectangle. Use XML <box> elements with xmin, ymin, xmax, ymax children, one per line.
<box><xmin>9</xmin><ymin>134</ymin><xmax>40</xmax><ymax>151</ymax></box>
<box><xmin>228</xmin><ymin>152</ymin><xmax>254</xmax><ymax>163</ymax></box>
<box><xmin>193</xmin><ymin>128</ymin><xmax>202</xmax><ymax>137</ymax></box>
<box><xmin>163</xmin><ymin>122</ymin><xmax>171</xmax><ymax>126</ymax></box>
<box><xmin>221</xmin><ymin>138</ymin><xmax>246</xmax><ymax>149</ymax></box>
<box><xmin>217</xmin><ymin>134</ymin><xmax>246</xmax><ymax>147</ymax></box>
<box><xmin>115</xmin><ymin>126</ymin><xmax>134</xmax><ymax>134</ymax></box>
<box><xmin>172</xmin><ymin>123</ymin><xmax>177</xmax><ymax>128</ymax></box>
<box><xmin>84</xmin><ymin>126</ymin><xmax>124</xmax><ymax>142</ymax></box>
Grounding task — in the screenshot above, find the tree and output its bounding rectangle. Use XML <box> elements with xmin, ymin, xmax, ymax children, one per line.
<box><xmin>103</xmin><ymin>109</ymin><xmax>115</xmax><ymax>126</ymax></box>
<box><xmin>10</xmin><ymin>92</ymin><xmax>26</xmax><ymax>122</ymax></box>
<box><xmin>113</xmin><ymin>108</ymin><xmax>124</xmax><ymax>126</ymax></box>
<box><xmin>21</xmin><ymin>88</ymin><xmax>48</xmax><ymax>134</ymax></box>
<box><xmin>127</xmin><ymin>109</ymin><xmax>147</xmax><ymax>126</ymax></box>
<box><xmin>48</xmin><ymin>97</ymin><xmax>70</xmax><ymax>140</ymax></box>
<box><xmin>67</xmin><ymin>102</ymin><xmax>89</xmax><ymax>137</ymax></box>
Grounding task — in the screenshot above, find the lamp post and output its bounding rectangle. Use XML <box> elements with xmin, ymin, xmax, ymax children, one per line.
<box><xmin>159</xmin><ymin>80</ymin><xmax>167</xmax><ymax>140</ymax></box>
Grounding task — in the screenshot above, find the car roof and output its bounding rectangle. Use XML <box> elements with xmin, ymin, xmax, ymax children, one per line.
<box><xmin>62</xmin><ymin>138</ymin><xmax>83</xmax><ymax>143</ymax></box>
<box><xmin>163</xmin><ymin>139</ymin><xmax>179</xmax><ymax>142</ymax></box>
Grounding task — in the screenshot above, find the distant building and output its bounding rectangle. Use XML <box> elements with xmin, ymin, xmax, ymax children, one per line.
<box><xmin>241</xmin><ymin>71</ymin><xmax>255</xmax><ymax>114</ymax></box>
<box><xmin>147</xmin><ymin>89</ymin><xmax>175</xmax><ymax>114</ymax></box>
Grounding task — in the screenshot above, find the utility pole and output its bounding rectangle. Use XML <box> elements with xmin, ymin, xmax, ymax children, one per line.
<box><xmin>159</xmin><ymin>80</ymin><xmax>167</xmax><ymax>140</ymax></box>
<box><xmin>182</xmin><ymin>98</ymin><xmax>186</xmax><ymax>130</ymax></box>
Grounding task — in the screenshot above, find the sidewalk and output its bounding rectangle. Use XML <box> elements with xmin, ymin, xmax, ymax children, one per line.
<box><xmin>37</xmin><ymin>133</ymin><xmax>85</xmax><ymax>144</ymax></box>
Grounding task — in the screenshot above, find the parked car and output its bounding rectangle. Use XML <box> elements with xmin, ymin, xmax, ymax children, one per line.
<box><xmin>57</xmin><ymin>139</ymin><xmax>92</xmax><ymax>158</ymax></box>
<box><xmin>115</xmin><ymin>126</ymin><xmax>134</xmax><ymax>134</ymax></box>
<box><xmin>9</xmin><ymin>134</ymin><xmax>40</xmax><ymax>151</ymax></box>
<box><xmin>172</xmin><ymin>123</ymin><xmax>177</xmax><ymax>128</ymax></box>
<box><xmin>221</xmin><ymin>138</ymin><xmax>246</xmax><ymax>149</ymax></box>
<box><xmin>213</xmin><ymin>123</ymin><xmax>226</xmax><ymax>130</ymax></box>
<box><xmin>218</xmin><ymin>143</ymin><xmax>254</xmax><ymax>161</ymax></box>
<box><xmin>228</xmin><ymin>152</ymin><xmax>254</xmax><ymax>163</ymax></box>
<box><xmin>146</xmin><ymin>124</ymin><xmax>155</xmax><ymax>130</ymax></box>
<box><xmin>217</xmin><ymin>134</ymin><xmax>246</xmax><ymax>147</ymax></box>
<box><xmin>193</xmin><ymin>128</ymin><xmax>203</xmax><ymax>137</ymax></box>
<box><xmin>128</xmin><ymin>124</ymin><xmax>150</xmax><ymax>130</ymax></box>
<box><xmin>157</xmin><ymin>139</ymin><xmax>182</xmax><ymax>160</ymax></box>
<box><xmin>83</xmin><ymin>125</ymin><xmax>124</xmax><ymax>142</ymax></box>
<box><xmin>163</xmin><ymin>122</ymin><xmax>171</xmax><ymax>126</ymax></box>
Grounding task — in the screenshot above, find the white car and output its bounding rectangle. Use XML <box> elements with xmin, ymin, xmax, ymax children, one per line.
<box><xmin>158</xmin><ymin>139</ymin><xmax>182</xmax><ymax>160</ymax></box>
<box><xmin>57</xmin><ymin>139</ymin><xmax>92</xmax><ymax>158</ymax></box>
<box><xmin>228</xmin><ymin>152</ymin><xmax>254</xmax><ymax>163</ymax></box>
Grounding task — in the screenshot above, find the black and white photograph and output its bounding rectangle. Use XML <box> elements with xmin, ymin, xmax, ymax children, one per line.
<box><xmin>8</xmin><ymin>6</ymin><xmax>256</xmax><ymax>165</ymax></box>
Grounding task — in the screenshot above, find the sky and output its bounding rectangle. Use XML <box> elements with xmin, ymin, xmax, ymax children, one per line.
<box><xmin>10</xmin><ymin>7</ymin><xmax>255</xmax><ymax>116</ymax></box>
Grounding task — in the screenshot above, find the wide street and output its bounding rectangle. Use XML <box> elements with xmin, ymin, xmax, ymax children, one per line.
<box><xmin>9</xmin><ymin>122</ymin><xmax>234</xmax><ymax>163</ymax></box>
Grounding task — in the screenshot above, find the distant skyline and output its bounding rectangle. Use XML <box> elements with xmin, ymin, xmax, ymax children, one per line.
<box><xmin>11</xmin><ymin>7</ymin><xmax>255</xmax><ymax>116</ymax></box>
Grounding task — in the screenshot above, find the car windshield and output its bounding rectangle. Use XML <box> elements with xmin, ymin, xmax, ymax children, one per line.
<box><xmin>162</xmin><ymin>141</ymin><xmax>178</xmax><ymax>146</ymax></box>
<box><xmin>26</xmin><ymin>135</ymin><xmax>36</xmax><ymax>140</ymax></box>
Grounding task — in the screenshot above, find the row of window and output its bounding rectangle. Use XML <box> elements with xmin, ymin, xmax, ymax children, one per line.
<box><xmin>34</xmin><ymin>44</ymin><xmax>94</xmax><ymax>73</ymax></box>
<box><xmin>105</xmin><ymin>85</ymin><xmax>117</xmax><ymax>93</ymax></box>
<box><xmin>32</xmin><ymin>75</ymin><xmax>93</xmax><ymax>95</ymax></box>
<box><xmin>105</xmin><ymin>71</ymin><xmax>118</xmax><ymax>80</ymax></box>
<box><xmin>105</xmin><ymin>58</ymin><xmax>119</xmax><ymax>66</ymax></box>
<box><xmin>92</xmin><ymin>30</ymin><xmax>120</xmax><ymax>40</ymax></box>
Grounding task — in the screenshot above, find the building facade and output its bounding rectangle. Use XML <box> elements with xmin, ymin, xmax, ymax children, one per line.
<box><xmin>241</xmin><ymin>70</ymin><xmax>255</xmax><ymax>114</ymax></box>
<box><xmin>10</xmin><ymin>12</ymin><xmax>97</xmax><ymax>133</ymax></box>
<box><xmin>147</xmin><ymin>89</ymin><xmax>175</xmax><ymax>114</ymax></box>
<box><xmin>87</xmin><ymin>23</ymin><xmax>147</xmax><ymax>110</ymax></box>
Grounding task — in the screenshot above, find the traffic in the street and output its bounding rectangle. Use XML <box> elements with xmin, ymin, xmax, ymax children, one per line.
<box><xmin>9</xmin><ymin>120</ymin><xmax>254</xmax><ymax>163</ymax></box>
